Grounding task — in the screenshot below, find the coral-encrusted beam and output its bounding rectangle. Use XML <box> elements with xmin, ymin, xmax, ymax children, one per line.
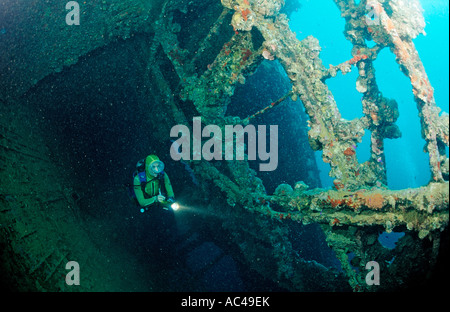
<box><xmin>265</xmin><ymin>182</ymin><xmax>449</xmax><ymax>239</ymax></box>
<box><xmin>370</xmin><ymin>0</ymin><xmax>446</xmax><ymax>182</ymax></box>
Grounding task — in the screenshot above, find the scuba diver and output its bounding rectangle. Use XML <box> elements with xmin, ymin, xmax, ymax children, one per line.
<box><xmin>133</xmin><ymin>154</ymin><xmax>175</xmax><ymax>210</ymax></box>
<box><xmin>132</xmin><ymin>154</ymin><xmax>179</xmax><ymax>261</ymax></box>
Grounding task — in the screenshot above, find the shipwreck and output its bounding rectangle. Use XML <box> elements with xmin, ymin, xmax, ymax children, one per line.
<box><xmin>0</xmin><ymin>0</ymin><xmax>448</xmax><ymax>291</ymax></box>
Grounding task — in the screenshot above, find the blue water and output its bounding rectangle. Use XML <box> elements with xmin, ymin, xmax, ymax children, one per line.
<box><xmin>289</xmin><ymin>0</ymin><xmax>449</xmax><ymax>189</ymax></box>
<box><xmin>378</xmin><ymin>231</ymin><xmax>405</xmax><ymax>250</ymax></box>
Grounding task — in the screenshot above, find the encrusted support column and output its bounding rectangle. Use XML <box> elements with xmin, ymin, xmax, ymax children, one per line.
<box><xmin>345</xmin><ymin>0</ymin><xmax>449</xmax><ymax>182</ymax></box>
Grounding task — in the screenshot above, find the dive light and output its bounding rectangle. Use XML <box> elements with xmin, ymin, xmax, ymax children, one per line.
<box><xmin>161</xmin><ymin>199</ymin><xmax>180</xmax><ymax>211</ymax></box>
<box><xmin>170</xmin><ymin>202</ymin><xmax>180</xmax><ymax>211</ymax></box>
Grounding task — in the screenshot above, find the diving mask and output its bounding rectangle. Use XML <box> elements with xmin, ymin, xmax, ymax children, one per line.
<box><xmin>148</xmin><ymin>160</ymin><xmax>165</xmax><ymax>176</ymax></box>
